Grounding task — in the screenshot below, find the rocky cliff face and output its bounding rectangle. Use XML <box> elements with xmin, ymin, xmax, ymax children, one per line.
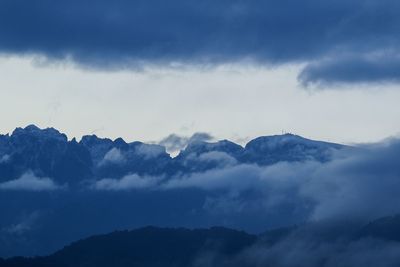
<box><xmin>0</xmin><ymin>126</ymin><xmax>346</xmax><ymax>185</ymax></box>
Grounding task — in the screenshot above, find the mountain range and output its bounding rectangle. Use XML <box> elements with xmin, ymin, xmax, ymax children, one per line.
<box><xmin>0</xmin><ymin>125</ymin><xmax>364</xmax><ymax>258</ymax></box>
<box><xmin>0</xmin><ymin>125</ymin><xmax>345</xmax><ymax>184</ymax></box>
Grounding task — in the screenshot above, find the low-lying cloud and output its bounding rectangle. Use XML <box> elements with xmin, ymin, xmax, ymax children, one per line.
<box><xmin>173</xmin><ymin>142</ymin><xmax>399</xmax><ymax>221</ymax></box>
<box><xmin>92</xmin><ymin>174</ymin><xmax>161</xmax><ymax>191</ymax></box>
<box><xmin>200</xmin><ymin>232</ymin><xmax>400</xmax><ymax>267</ymax></box>
<box><xmin>99</xmin><ymin>147</ymin><xmax>126</xmax><ymax>166</ymax></box>
<box><xmin>0</xmin><ymin>154</ymin><xmax>10</xmax><ymax>164</ymax></box>
<box><xmin>2</xmin><ymin>211</ymin><xmax>41</xmax><ymax>235</ymax></box>
<box><xmin>135</xmin><ymin>144</ymin><xmax>166</xmax><ymax>159</ymax></box>
<box><xmin>87</xmin><ymin>138</ymin><xmax>400</xmax><ymax>223</ymax></box>
<box><xmin>0</xmin><ymin>171</ymin><xmax>63</xmax><ymax>192</ymax></box>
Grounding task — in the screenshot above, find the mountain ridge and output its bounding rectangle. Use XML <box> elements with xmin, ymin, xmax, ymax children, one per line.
<box><xmin>0</xmin><ymin>125</ymin><xmax>347</xmax><ymax>183</ymax></box>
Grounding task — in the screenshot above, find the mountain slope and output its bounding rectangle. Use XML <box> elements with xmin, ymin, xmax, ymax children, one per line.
<box><xmin>242</xmin><ymin>133</ymin><xmax>344</xmax><ymax>165</ymax></box>
<box><xmin>1</xmin><ymin>227</ymin><xmax>256</xmax><ymax>267</ymax></box>
<box><xmin>3</xmin><ymin>215</ymin><xmax>400</xmax><ymax>267</ymax></box>
<box><xmin>0</xmin><ymin>125</ymin><xmax>346</xmax><ymax>185</ymax></box>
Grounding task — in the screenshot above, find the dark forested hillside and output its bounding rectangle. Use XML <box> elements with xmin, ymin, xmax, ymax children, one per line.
<box><xmin>1</xmin><ymin>227</ymin><xmax>256</xmax><ymax>267</ymax></box>
<box><xmin>3</xmin><ymin>215</ymin><xmax>400</xmax><ymax>267</ymax></box>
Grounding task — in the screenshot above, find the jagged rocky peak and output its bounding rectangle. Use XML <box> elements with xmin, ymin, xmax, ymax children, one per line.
<box><xmin>0</xmin><ymin>126</ymin><xmax>349</xmax><ymax>178</ymax></box>
<box><xmin>0</xmin><ymin>133</ymin><xmax>9</xmax><ymax>144</ymax></box>
<box><xmin>0</xmin><ymin>133</ymin><xmax>9</xmax><ymax>139</ymax></box>
<box><xmin>242</xmin><ymin>133</ymin><xmax>344</xmax><ymax>164</ymax></box>
<box><xmin>81</xmin><ymin>136</ymin><xmax>170</xmax><ymax>168</ymax></box>
<box><xmin>80</xmin><ymin>134</ymin><xmax>114</xmax><ymax>147</ymax></box>
<box><xmin>11</xmin><ymin>124</ymin><xmax>68</xmax><ymax>142</ymax></box>
<box><xmin>113</xmin><ymin>137</ymin><xmax>128</xmax><ymax>149</ymax></box>
<box><xmin>179</xmin><ymin>139</ymin><xmax>244</xmax><ymax>158</ymax></box>
<box><xmin>245</xmin><ymin>133</ymin><xmax>343</xmax><ymax>151</ymax></box>
<box><xmin>79</xmin><ymin>135</ymin><xmax>115</xmax><ymax>164</ymax></box>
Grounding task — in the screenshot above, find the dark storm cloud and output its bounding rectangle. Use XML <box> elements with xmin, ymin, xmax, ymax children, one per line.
<box><xmin>299</xmin><ymin>55</ymin><xmax>400</xmax><ymax>86</ymax></box>
<box><xmin>1</xmin><ymin>0</ymin><xmax>400</xmax><ymax>85</ymax></box>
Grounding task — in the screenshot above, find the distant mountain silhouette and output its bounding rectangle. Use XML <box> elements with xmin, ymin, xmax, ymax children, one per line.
<box><xmin>242</xmin><ymin>134</ymin><xmax>344</xmax><ymax>165</ymax></box>
<box><xmin>2</xmin><ymin>215</ymin><xmax>400</xmax><ymax>267</ymax></box>
<box><xmin>0</xmin><ymin>125</ymin><xmax>346</xmax><ymax>184</ymax></box>
<box><xmin>358</xmin><ymin>214</ymin><xmax>400</xmax><ymax>241</ymax></box>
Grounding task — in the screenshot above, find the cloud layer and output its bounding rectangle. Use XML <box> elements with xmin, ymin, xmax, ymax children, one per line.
<box><xmin>1</xmin><ymin>0</ymin><xmax>400</xmax><ymax>85</ymax></box>
<box><xmin>93</xmin><ymin>174</ymin><xmax>161</xmax><ymax>191</ymax></box>
<box><xmin>0</xmin><ymin>172</ymin><xmax>62</xmax><ymax>191</ymax></box>
<box><xmin>197</xmin><ymin>227</ymin><xmax>400</xmax><ymax>267</ymax></box>
<box><xmin>178</xmin><ymin>141</ymin><xmax>400</xmax><ymax>221</ymax></box>
<box><xmin>89</xmin><ymin>139</ymin><xmax>400</xmax><ymax>222</ymax></box>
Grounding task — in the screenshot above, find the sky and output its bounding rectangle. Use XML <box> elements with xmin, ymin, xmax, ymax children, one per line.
<box><xmin>1</xmin><ymin>0</ymin><xmax>400</xmax><ymax>145</ymax></box>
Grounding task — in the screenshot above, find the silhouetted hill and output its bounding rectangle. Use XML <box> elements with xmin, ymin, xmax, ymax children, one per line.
<box><xmin>0</xmin><ymin>227</ymin><xmax>256</xmax><ymax>267</ymax></box>
<box><xmin>358</xmin><ymin>214</ymin><xmax>400</xmax><ymax>242</ymax></box>
<box><xmin>3</xmin><ymin>215</ymin><xmax>400</xmax><ymax>267</ymax></box>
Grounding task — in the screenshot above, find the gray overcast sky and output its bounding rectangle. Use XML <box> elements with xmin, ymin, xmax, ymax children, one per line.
<box><xmin>2</xmin><ymin>0</ymin><xmax>400</xmax><ymax>145</ymax></box>
<box><xmin>1</xmin><ymin>56</ymin><xmax>399</xmax><ymax>145</ymax></box>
